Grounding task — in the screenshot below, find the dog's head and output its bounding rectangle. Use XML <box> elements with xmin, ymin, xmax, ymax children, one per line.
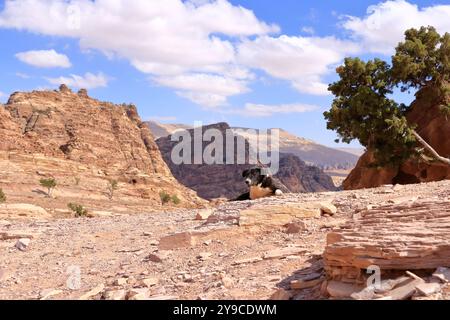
<box><xmin>242</xmin><ymin>167</ymin><xmax>266</xmax><ymax>187</ymax></box>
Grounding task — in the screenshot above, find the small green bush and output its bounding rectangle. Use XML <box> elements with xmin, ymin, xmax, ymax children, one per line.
<box><xmin>39</xmin><ymin>178</ymin><xmax>57</xmax><ymax>197</ymax></box>
<box><xmin>159</xmin><ymin>191</ymin><xmax>181</xmax><ymax>205</ymax></box>
<box><xmin>0</xmin><ymin>188</ymin><xmax>6</xmax><ymax>204</ymax></box>
<box><xmin>171</xmin><ymin>195</ymin><xmax>181</xmax><ymax>205</ymax></box>
<box><xmin>107</xmin><ymin>179</ymin><xmax>118</xmax><ymax>199</ymax></box>
<box><xmin>68</xmin><ymin>203</ymin><xmax>88</xmax><ymax>217</ymax></box>
<box><xmin>159</xmin><ymin>191</ymin><xmax>171</xmax><ymax>205</ymax></box>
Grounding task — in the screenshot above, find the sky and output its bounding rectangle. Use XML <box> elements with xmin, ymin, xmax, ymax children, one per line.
<box><xmin>0</xmin><ymin>0</ymin><xmax>449</xmax><ymax>147</ymax></box>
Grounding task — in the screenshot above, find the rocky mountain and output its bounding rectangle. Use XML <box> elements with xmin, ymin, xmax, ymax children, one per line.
<box><xmin>233</xmin><ymin>128</ymin><xmax>359</xmax><ymax>170</ymax></box>
<box><xmin>0</xmin><ymin>85</ymin><xmax>205</xmax><ymax>208</ymax></box>
<box><xmin>336</xmin><ymin>147</ymin><xmax>365</xmax><ymax>157</ymax></box>
<box><xmin>145</xmin><ymin>120</ymin><xmax>191</xmax><ymax>139</ymax></box>
<box><xmin>155</xmin><ymin>122</ymin><xmax>336</xmax><ymax>200</ymax></box>
<box><xmin>277</xmin><ymin>154</ymin><xmax>337</xmax><ymax>193</ymax></box>
<box><xmin>147</xmin><ymin>121</ymin><xmax>359</xmax><ymax>170</ymax></box>
<box><xmin>344</xmin><ymin>85</ymin><xmax>450</xmax><ymax>190</ymax></box>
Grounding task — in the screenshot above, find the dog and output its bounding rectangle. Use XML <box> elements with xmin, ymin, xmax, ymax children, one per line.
<box><xmin>232</xmin><ymin>167</ymin><xmax>286</xmax><ymax>201</ymax></box>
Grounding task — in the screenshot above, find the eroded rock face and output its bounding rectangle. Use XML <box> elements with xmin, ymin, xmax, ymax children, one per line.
<box><xmin>344</xmin><ymin>86</ymin><xmax>450</xmax><ymax>190</ymax></box>
<box><xmin>324</xmin><ymin>198</ymin><xmax>450</xmax><ymax>284</ymax></box>
<box><xmin>156</xmin><ymin>122</ymin><xmax>336</xmax><ymax>200</ymax></box>
<box><xmin>0</xmin><ymin>87</ymin><xmax>204</xmax><ymax>207</ymax></box>
<box><xmin>277</xmin><ymin>154</ymin><xmax>336</xmax><ymax>193</ymax></box>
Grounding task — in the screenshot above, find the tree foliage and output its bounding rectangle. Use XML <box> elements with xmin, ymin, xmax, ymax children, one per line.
<box><xmin>39</xmin><ymin>178</ymin><xmax>57</xmax><ymax>197</ymax></box>
<box><xmin>324</xmin><ymin>26</ymin><xmax>450</xmax><ymax>165</ymax></box>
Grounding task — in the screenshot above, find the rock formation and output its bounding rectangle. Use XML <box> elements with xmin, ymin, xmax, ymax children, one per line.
<box><xmin>155</xmin><ymin>122</ymin><xmax>336</xmax><ymax>200</ymax></box>
<box><xmin>276</xmin><ymin>154</ymin><xmax>336</xmax><ymax>193</ymax></box>
<box><xmin>344</xmin><ymin>85</ymin><xmax>450</xmax><ymax>189</ymax></box>
<box><xmin>0</xmin><ymin>86</ymin><xmax>205</xmax><ymax>209</ymax></box>
<box><xmin>324</xmin><ymin>197</ymin><xmax>450</xmax><ymax>284</ymax></box>
<box><xmin>146</xmin><ymin>121</ymin><xmax>360</xmax><ymax>170</ymax></box>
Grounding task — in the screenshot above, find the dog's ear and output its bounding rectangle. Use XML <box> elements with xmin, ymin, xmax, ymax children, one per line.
<box><xmin>242</xmin><ymin>169</ymin><xmax>250</xmax><ymax>178</ymax></box>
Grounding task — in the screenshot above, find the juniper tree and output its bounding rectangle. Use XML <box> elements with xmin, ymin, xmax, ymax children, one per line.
<box><xmin>324</xmin><ymin>26</ymin><xmax>450</xmax><ymax>166</ymax></box>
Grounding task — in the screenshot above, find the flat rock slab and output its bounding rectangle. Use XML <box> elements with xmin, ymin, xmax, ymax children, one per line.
<box><xmin>415</xmin><ymin>282</ymin><xmax>441</xmax><ymax>296</ymax></box>
<box><xmin>239</xmin><ymin>203</ymin><xmax>323</xmax><ymax>227</ymax></box>
<box><xmin>263</xmin><ymin>246</ymin><xmax>307</xmax><ymax>260</ymax></box>
<box><xmin>324</xmin><ymin>199</ymin><xmax>450</xmax><ymax>282</ymax></box>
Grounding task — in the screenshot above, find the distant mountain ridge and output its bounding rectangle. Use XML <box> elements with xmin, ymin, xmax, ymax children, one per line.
<box><xmin>154</xmin><ymin>122</ymin><xmax>337</xmax><ymax>200</ymax></box>
<box><xmin>146</xmin><ymin>121</ymin><xmax>360</xmax><ymax>170</ymax></box>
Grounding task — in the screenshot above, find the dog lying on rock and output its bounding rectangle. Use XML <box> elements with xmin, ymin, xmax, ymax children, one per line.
<box><xmin>232</xmin><ymin>167</ymin><xmax>288</xmax><ymax>201</ymax></box>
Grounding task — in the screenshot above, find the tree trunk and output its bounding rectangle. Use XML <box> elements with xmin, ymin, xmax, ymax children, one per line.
<box><xmin>413</xmin><ymin>130</ymin><xmax>450</xmax><ymax>165</ymax></box>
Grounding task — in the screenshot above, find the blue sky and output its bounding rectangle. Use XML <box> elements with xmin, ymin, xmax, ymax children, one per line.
<box><xmin>0</xmin><ymin>0</ymin><xmax>449</xmax><ymax>147</ymax></box>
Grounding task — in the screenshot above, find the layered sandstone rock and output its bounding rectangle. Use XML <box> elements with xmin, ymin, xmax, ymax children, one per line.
<box><xmin>0</xmin><ymin>86</ymin><xmax>205</xmax><ymax>211</ymax></box>
<box><xmin>344</xmin><ymin>85</ymin><xmax>450</xmax><ymax>189</ymax></box>
<box><xmin>324</xmin><ymin>197</ymin><xmax>450</xmax><ymax>284</ymax></box>
<box><xmin>156</xmin><ymin>122</ymin><xmax>336</xmax><ymax>200</ymax></box>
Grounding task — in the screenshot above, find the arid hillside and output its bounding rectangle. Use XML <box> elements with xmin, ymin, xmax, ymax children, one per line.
<box><xmin>0</xmin><ymin>86</ymin><xmax>206</xmax><ymax>216</ymax></box>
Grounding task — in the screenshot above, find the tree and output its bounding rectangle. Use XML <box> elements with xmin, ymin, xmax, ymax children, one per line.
<box><xmin>0</xmin><ymin>188</ymin><xmax>6</xmax><ymax>204</ymax></box>
<box><xmin>39</xmin><ymin>178</ymin><xmax>57</xmax><ymax>198</ymax></box>
<box><xmin>324</xmin><ymin>26</ymin><xmax>450</xmax><ymax>166</ymax></box>
<box><xmin>107</xmin><ymin>179</ymin><xmax>118</xmax><ymax>200</ymax></box>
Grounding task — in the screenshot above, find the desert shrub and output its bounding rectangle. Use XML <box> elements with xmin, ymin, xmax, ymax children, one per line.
<box><xmin>171</xmin><ymin>195</ymin><xmax>181</xmax><ymax>205</ymax></box>
<box><xmin>159</xmin><ymin>191</ymin><xmax>181</xmax><ymax>205</ymax></box>
<box><xmin>0</xmin><ymin>188</ymin><xmax>6</xmax><ymax>204</ymax></box>
<box><xmin>39</xmin><ymin>178</ymin><xmax>57</xmax><ymax>197</ymax></box>
<box><xmin>68</xmin><ymin>203</ymin><xmax>88</xmax><ymax>217</ymax></box>
<box><xmin>107</xmin><ymin>179</ymin><xmax>118</xmax><ymax>200</ymax></box>
<box><xmin>159</xmin><ymin>191</ymin><xmax>171</xmax><ymax>205</ymax></box>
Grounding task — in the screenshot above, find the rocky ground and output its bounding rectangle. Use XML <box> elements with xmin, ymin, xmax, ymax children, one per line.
<box><xmin>1</xmin><ymin>180</ymin><xmax>449</xmax><ymax>300</ymax></box>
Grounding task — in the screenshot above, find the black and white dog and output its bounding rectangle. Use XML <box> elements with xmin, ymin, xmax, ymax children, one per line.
<box><xmin>232</xmin><ymin>167</ymin><xmax>287</xmax><ymax>201</ymax></box>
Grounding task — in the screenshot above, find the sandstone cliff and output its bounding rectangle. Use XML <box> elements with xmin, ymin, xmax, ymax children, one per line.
<box><xmin>156</xmin><ymin>122</ymin><xmax>336</xmax><ymax>200</ymax></box>
<box><xmin>0</xmin><ymin>85</ymin><xmax>205</xmax><ymax>210</ymax></box>
<box><xmin>344</xmin><ymin>86</ymin><xmax>450</xmax><ymax>190</ymax></box>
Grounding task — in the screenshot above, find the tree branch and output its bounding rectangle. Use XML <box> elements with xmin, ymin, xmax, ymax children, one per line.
<box><xmin>412</xmin><ymin>130</ymin><xmax>450</xmax><ymax>165</ymax></box>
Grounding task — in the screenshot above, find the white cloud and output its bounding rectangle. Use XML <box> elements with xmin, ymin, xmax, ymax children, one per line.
<box><xmin>0</xmin><ymin>0</ymin><xmax>277</xmax><ymax>107</ymax></box>
<box><xmin>6</xmin><ymin>1</ymin><xmax>447</xmax><ymax>107</ymax></box>
<box><xmin>15</xmin><ymin>49</ymin><xmax>71</xmax><ymax>68</ymax></box>
<box><xmin>301</xmin><ymin>26</ymin><xmax>315</xmax><ymax>35</ymax></box>
<box><xmin>342</xmin><ymin>0</ymin><xmax>450</xmax><ymax>54</ymax></box>
<box><xmin>16</xmin><ymin>72</ymin><xmax>32</xmax><ymax>79</ymax></box>
<box><xmin>238</xmin><ymin>35</ymin><xmax>360</xmax><ymax>95</ymax></box>
<box><xmin>45</xmin><ymin>72</ymin><xmax>109</xmax><ymax>89</ymax></box>
<box><xmin>225</xmin><ymin>102</ymin><xmax>319</xmax><ymax>117</ymax></box>
<box><xmin>154</xmin><ymin>73</ymin><xmax>249</xmax><ymax>108</ymax></box>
